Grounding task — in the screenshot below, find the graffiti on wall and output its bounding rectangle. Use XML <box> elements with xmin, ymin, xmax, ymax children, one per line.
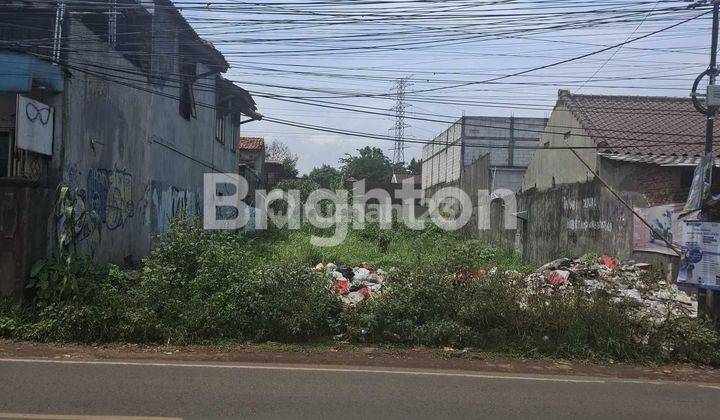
<box><xmin>84</xmin><ymin>166</ymin><xmax>135</xmax><ymax>231</ymax></box>
<box><xmin>66</xmin><ymin>164</ymin><xmax>201</xmax><ymax>239</ymax></box>
<box><xmin>65</xmin><ymin>164</ymin><xmax>137</xmax><ymax>241</ymax></box>
<box><xmin>633</xmin><ymin>203</ymin><xmax>684</xmax><ymax>256</ymax></box>
<box><xmin>150</xmin><ymin>182</ymin><xmax>199</xmax><ymax>232</ymax></box>
<box><xmin>562</xmin><ymin>193</ymin><xmax>615</xmax><ymax>233</ymax></box>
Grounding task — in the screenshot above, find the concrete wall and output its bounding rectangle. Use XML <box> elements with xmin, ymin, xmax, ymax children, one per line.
<box><xmin>60</xmin><ymin>15</ymin><xmax>239</xmax><ymax>264</ymax></box>
<box><xmin>463</xmin><ymin>116</ymin><xmax>547</xmax><ymax>168</ymax></box>
<box><xmin>522</xmin><ymin>104</ymin><xmax>597</xmax><ymax>191</ymax></box>
<box><xmin>519</xmin><ymin>179</ymin><xmax>634</xmax><ymax>264</ymax></box>
<box><xmin>491</xmin><ymin>167</ymin><xmax>525</xmax><ymax>192</ymax></box>
<box><xmin>239</xmin><ymin>149</ymin><xmax>264</xmax><ymax>175</ymax></box>
<box><xmin>0</xmin><ymin>180</ymin><xmax>51</xmax><ymax>300</ymax></box>
<box><xmin>422</xmin><ymin>116</ymin><xmax>547</xmax><ymax>193</ymax></box>
<box><xmin>421</xmin><ymin>121</ymin><xmax>463</xmax><ymax>190</ymax></box>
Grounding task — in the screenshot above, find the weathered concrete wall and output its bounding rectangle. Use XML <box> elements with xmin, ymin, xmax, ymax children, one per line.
<box><xmin>522</xmin><ymin>104</ymin><xmax>597</xmax><ymax>191</ymax></box>
<box><xmin>459</xmin><ymin>154</ymin><xmax>491</xmax><ymax>203</ymax></box>
<box><xmin>239</xmin><ymin>149</ymin><xmax>264</xmax><ymax>175</ymax></box>
<box><xmin>62</xmin><ymin>18</ymin><xmax>153</xmax><ymax>263</ymax></box>
<box><xmin>421</xmin><ymin>121</ymin><xmax>463</xmax><ymax>190</ymax></box>
<box><xmin>60</xmin><ymin>16</ymin><xmax>238</xmax><ymax>264</ymax></box>
<box><xmin>0</xmin><ymin>180</ymin><xmax>51</xmax><ymax>299</ymax></box>
<box><xmin>423</xmin><ymin>155</ymin><xmax>489</xmax><ymax>219</ymax></box>
<box><xmin>459</xmin><ymin>155</ymin><xmax>517</xmax><ymax>251</ymax></box>
<box><xmin>491</xmin><ymin>167</ymin><xmax>525</xmax><ymax>192</ymax></box>
<box><xmin>520</xmin><ymin>179</ymin><xmax>634</xmax><ymax>264</ymax></box>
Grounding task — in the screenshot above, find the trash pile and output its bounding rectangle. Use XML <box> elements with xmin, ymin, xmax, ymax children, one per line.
<box><xmin>313</xmin><ymin>263</ymin><xmax>389</xmax><ymax>306</ymax></box>
<box><xmin>523</xmin><ymin>256</ymin><xmax>697</xmax><ymax>323</ymax></box>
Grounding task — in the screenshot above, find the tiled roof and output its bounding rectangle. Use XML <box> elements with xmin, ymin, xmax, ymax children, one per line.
<box><xmin>238</xmin><ymin>137</ymin><xmax>264</xmax><ymax>150</ymax></box>
<box><xmin>558</xmin><ymin>90</ymin><xmax>719</xmax><ymax>160</ymax></box>
<box><xmin>599</xmin><ymin>153</ymin><xmax>720</xmax><ymax>167</ymax></box>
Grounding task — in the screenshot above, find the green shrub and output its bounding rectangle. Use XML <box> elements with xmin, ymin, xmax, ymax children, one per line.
<box><xmin>343</xmin><ymin>273</ymin><xmax>720</xmax><ymax>365</ymax></box>
<box><xmin>3</xmin><ymin>214</ymin><xmax>719</xmax><ymax>366</ymax></box>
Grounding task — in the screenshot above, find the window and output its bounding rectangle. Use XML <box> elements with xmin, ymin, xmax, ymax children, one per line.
<box><xmin>0</xmin><ymin>131</ymin><xmax>10</xmax><ymax>177</ymax></box>
<box><xmin>215</xmin><ymin>112</ymin><xmax>225</xmax><ymax>143</ymax></box>
<box><xmin>179</xmin><ymin>60</ymin><xmax>197</xmax><ymax>120</ymax></box>
<box><xmin>230</xmin><ymin>123</ymin><xmax>238</xmax><ymax>152</ymax></box>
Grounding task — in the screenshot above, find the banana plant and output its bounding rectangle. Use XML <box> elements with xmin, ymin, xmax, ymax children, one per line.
<box><xmin>27</xmin><ymin>183</ymin><xmax>101</xmax><ymax>302</ymax></box>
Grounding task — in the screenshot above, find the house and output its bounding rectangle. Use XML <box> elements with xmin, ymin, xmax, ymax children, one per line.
<box><xmin>519</xmin><ymin>90</ymin><xmax>720</xmax><ymax>267</ymax></box>
<box><xmin>0</xmin><ymin>0</ymin><xmax>260</xmax><ymax>297</ymax></box>
<box><xmin>264</xmin><ymin>160</ymin><xmax>285</xmax><ymax>189</ymax></box>
<box><xmin>523</xmin><ymin>90</ymin><xmax>719</xmax><ymax>193</ymax></box>
<box><xmin>238</xmin><ymin>137</ymin><xmax>265</xmax><ymax>200</ymax></box>
<box><xmin>421</xmin><ymin>116</ymin><xmax>548</xmax><ymax>194</ymax></box>
<box><xmin>238</xmin><ymin>137</ymin><xmax>266</xmax><ymax>175</ymax></box>
<box><xmin>391</xmin><ymin>173</ymin><xmax>421</xmax><ymax>186</ymax></box>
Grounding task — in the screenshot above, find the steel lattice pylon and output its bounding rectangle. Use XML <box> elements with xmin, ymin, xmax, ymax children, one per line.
<box><xmin>390</xmin><ymin>77</ymin><xmax>411</xmax><ymax>171</ymax></box>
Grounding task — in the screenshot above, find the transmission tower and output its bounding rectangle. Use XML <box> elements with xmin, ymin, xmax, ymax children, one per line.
<box><xmin>390</xmin><ymin>77</ymin><xmax>411</xmax><ymax>171</ymax></box>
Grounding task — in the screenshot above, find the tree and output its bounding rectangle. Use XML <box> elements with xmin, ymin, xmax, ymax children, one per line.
<box><xmin>266</xmin><ymin>140</ymin><xmax>297</xmax><ymax>162</ymax></box>
<box><xmin>407</xmin><ymin>157</ymin><xmax>422</xmax><ymax>175</ymax></box>
<box><xmin>392</xmin><ymin>162</ymin><xmax>409</xmax><ymax>175</ymax></box>
<box><xmin>281</xmin><ymin>158</ymin><xmax>299</xmax><ymax>178</ymax></box>
<box><xmin>266</xmin><ymin>140</ymin><xmax>299</xmax><ymax>178</ymax></box>
<box><xmin>308</xmin><ymin>164</ymin><xmax>341</xmax><ymax>188</ymax></box>
<box><xmin>340</xmin><ymin>146</ymin><xmax>393</xmax><ymax>183</ymax></box>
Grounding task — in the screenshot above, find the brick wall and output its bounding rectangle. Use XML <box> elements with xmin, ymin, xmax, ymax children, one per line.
<box><xmin>634</xmin><ymin>165</ymin><xmax>691</xmax><ymax>206</ymax></box>
<box><xmin>599</xmin><ymin>159</ymin><xmax>693</xmax><ymax>207</ymax></box>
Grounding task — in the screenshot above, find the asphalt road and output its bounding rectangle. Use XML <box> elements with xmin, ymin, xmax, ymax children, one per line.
<box><xmin>0</xmin><ymin>358</ymin><xmax>719</xmax><ymax>419</ymax></box>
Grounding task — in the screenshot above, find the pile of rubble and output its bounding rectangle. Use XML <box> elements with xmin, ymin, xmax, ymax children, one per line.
<box><xmin>523</xmin><ymin>256</ymin><xmax>697</xmax><ymax>322</ymax></box>
<box><xmin>313</xmin><ymin>263</ymin><xmax>389</xmax><ymax>306</ymax></box>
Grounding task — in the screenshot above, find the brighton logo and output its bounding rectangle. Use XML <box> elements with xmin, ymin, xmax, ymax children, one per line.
<box><xmin>203</xmin><ymin>173</ymin><xmax>517</xmax><ymax>246</ymax></box>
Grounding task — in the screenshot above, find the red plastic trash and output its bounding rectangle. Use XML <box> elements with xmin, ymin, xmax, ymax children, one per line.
<box><xmin>548</xmin><ymin>270</ymin><xmax>569</xmax><ymax>286</ymax></box>
<box><xmin>332</xmin><ymin>278</ymin><xmax>350</xmax><ymax>295</ymax></box>
<box><xmin>600</xmin><ymin>255</ymin><xmax>619</xmax><ymax>270</ymax></box>
<box><xmin>358</xmin><ymin>286</ymin><xmax>372</xmax><ymax>299</ymax></box>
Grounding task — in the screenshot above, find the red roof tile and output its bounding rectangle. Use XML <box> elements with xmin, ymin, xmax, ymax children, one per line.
<box><xmin>558</xmin><ymin>90</ymin><xmax>719</xmax><ymax>159</ymax></box>
<box><xmin>238</xmin><ymin>137</ymin><xmax>264</xmax><ymax>151</ymax></box>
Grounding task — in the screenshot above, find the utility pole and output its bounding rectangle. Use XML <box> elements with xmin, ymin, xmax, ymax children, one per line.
<box><xmin>390</xmin><ymin>77</ymin><xmax>411</xmax><ymax>174</ymax></box>
<box><xmin>704</xmin><ymin>0</ymin><xmax>718</xmax><ymax>184</ymax></box>
<box><xmin>691</xmin><ymin>0</ymin><xmax>719</xmax><ymax>202</ymax></box>
<box><xmin>689</xmin><ymin>0</ymin><xmax>720</xmax><ymax>327</ymax></box>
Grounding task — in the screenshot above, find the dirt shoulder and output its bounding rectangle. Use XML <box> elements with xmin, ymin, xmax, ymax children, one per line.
<box><xmin>1</xmin><ymin>339</ymin><xmax>719</xmax><ymax>383</ymax></box>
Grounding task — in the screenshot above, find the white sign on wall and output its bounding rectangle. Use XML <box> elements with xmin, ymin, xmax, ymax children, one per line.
<box><xmin>677</xmin><ymin>221</ymin><xmax>720</xmax><ymax>287</ymax></box>
<box><xmin>16</xmin><ymin>95</ymin><xmax>54</xmax><ymax>156</ymax></box>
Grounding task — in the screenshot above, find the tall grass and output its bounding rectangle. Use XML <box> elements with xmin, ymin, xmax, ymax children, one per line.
<box><xmin>1</xmin><ymin>216</ymin><xmax>718</xmax><ymax>365</ymax></box>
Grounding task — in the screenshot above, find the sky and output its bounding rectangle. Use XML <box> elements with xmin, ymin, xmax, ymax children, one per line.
<box><xmin>180</xmin><ymin>0</ymin><xmax>714</xmax><ymax>174</ymax></box>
